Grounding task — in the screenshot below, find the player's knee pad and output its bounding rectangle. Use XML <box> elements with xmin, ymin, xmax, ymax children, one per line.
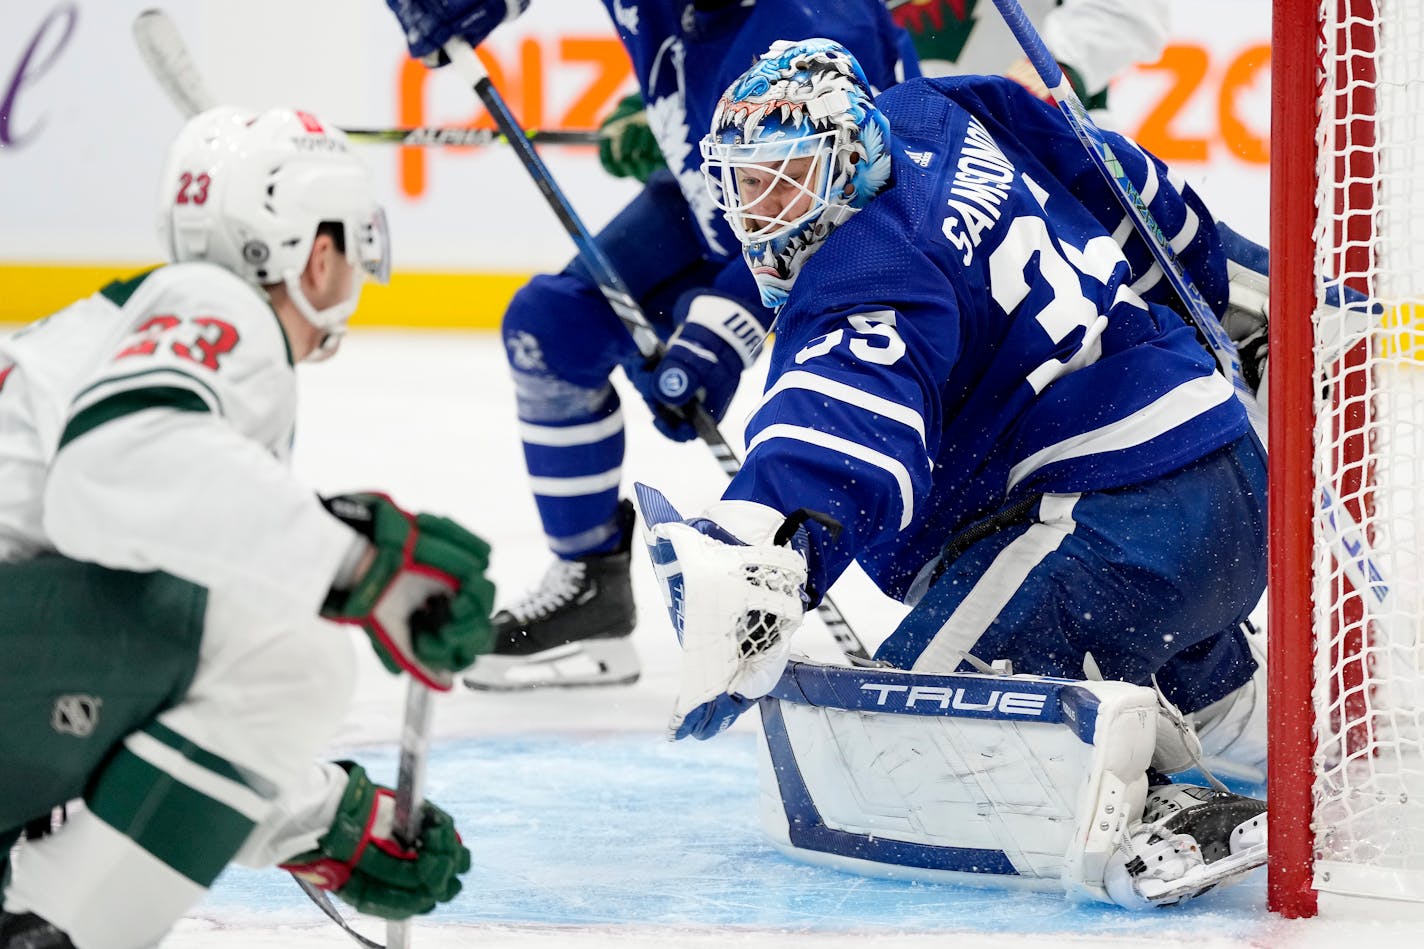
<box><xmin>501</xmin><ymin>273</ymin><xmax>636</xmax><ymax>393</ymax></box>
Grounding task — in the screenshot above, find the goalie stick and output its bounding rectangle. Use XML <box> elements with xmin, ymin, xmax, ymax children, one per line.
<box><xmin>131</xmin><ymin>9</ymin><xmax>597</xmax><ymax>147</ymax></box>
<box><xmin>439</xmin><ymin>37</ymin><xmax>873</xmax><ymax>662</ymax></box>
<box><xmin>986</xmin><ymin>0</ymin><xmax>1397</xmax><ymax>625</ymax></box>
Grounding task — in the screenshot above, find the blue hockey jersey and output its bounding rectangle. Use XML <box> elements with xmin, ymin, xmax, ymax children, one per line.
<box><xmin>600</xmin><ymin>0</ymin><xmax>914</xmax><ymax>260</ymax></box>
<box><xmin>723</xmin><ymin>76</ymin><xmax>1248</xmax><ymax>603</ymax></box>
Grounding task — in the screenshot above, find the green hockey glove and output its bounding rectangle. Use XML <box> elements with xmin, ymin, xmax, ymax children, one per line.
<box><xmin>321</xmin><ymin>493</ymin><xmax>495</xmax><ymax>689</ymax></box>
<box><xmin>598</xmin><ymin>93</ymin><xmax>665</xmax><ymax>183</ymax></box>
<box><xmin>282</xmin><ymin>762</ymin><xmax>471</xmax><ymax>921</ymax></box>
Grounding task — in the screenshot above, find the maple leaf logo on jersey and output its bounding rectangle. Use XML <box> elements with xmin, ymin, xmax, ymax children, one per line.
<box><xmin>646</xmin><ymin>36</ymin><xmax>729</xmax><ymax>257</ymax></box>
<box><xmin>612</xmin><ymin>0</ymin><xmax>639</xmax><ymax>35</ymax></box>
<box><xmin>506</xmin><ymin>330</ymin><xmax>547</xmax><ymax>372</ymax></box>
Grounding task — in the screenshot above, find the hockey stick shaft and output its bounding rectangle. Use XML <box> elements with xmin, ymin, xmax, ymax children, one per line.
<box><xmin>387</xmin><ymin>680</ymin><xmax>434</xmax><ymax>949</ymax></box>
<box><xmin>133</xmin><ymin>10</ymin><xmax>598</xmax><ymax>147</ymax></box>
<box><xmin>132</xmin><ymin>8</ymin><xmax>216</xmax><ymax>115</ymax></box>
<box><xmin>442</xmin><ymin>38</ymin><xmax>871</xmax><ymax>661</ymax></box>
<box><xmin>342</xmin><ymin>126</ymin><xmax>599</xmax><ymax>148</ymax></box>
<box><xmin>988</xmin><ymin>0</ymin><xmax>1395</xmax><ymax>617</ymax></box>
<box><xmin>288</xmin><ymin>681</ymin><xmax>434</xmax><ymax>949</ymax></box>
<box><xmin>989</xmin><ymin>0</ymin><xmax>1255</xmax><ymax>414</ymax></box>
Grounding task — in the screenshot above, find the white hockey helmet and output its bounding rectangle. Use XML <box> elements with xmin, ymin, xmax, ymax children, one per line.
<box><xmin>158</xmin><ymin>106</ymin><xmax>389</xmax><ymax>353</ymax></box>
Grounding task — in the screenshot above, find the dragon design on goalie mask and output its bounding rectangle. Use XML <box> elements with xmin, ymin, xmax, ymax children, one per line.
<box><xmin>703</xmin><ymin>38</ymin><xmax>893</xmax><ymax>310</ymax></box>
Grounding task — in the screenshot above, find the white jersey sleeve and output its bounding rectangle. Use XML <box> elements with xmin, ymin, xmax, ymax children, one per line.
<box><xmin>1042</xmin><ymin>0</ymin><xmax>1170</xmax><ymax>96</ymax></box>
<box><xmin>36</xmin><ymin>263</ymin><xmax>358</xmax><ymax>621</ymax></box>
<box><xmin>233</xmin><ymin>759</ymin><xmax>349</xmax><ymax>868</ymax></box>
<box><xmin>910</xmin><ymin>0</ymin><xmax>1168</xmax><ymax>96</ymax></box>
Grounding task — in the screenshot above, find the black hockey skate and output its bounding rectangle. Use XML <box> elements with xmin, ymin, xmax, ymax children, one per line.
<box><xmin>1105</xmin><ymin>783</ymin><xmax>1267</xmax><ymax>908</ymax></box>
<box><xmin>0</xmin><ymin>913</ymin><xmax>75</xmax><ymax>949</ymax></box>
<box><xmin>464</xmin><ymin>500</ymin><xmax>639</xmax><ymax>690</ymax></box>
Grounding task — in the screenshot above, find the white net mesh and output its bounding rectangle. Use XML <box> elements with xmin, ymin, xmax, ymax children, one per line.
<box><xmin>1312</xmin><ymin>0</ymin><xmax>1424</xmax><ymax>900</ymax></box>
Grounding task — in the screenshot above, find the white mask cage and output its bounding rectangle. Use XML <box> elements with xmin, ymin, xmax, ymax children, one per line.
<box><xmin>701</xmin><ymin>130</ymin><xmax>838</xmax><ymax>244</ymax></box>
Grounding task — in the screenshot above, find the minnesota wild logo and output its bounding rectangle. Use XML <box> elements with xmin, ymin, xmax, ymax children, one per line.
<box><xmin>891</xmin><ymin>0</ymin><xmax>981</xmax><ymax>64</ymax></box>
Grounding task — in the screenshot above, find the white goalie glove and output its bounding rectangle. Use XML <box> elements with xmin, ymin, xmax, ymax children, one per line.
<box><xmin>634</xmin><ymin>483</ymin><xmax>812</xmax><ymax>740</ymax></box>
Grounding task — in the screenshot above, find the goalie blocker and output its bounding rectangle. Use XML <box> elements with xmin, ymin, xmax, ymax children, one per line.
<box><xmin>757</xmin><ymin>660</ymin><xmax>1267</xmax><ymax>908</ymax></box>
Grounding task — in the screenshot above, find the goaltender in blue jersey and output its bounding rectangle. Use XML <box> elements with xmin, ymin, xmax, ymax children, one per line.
<box><xmin>733</xmin><ymin>76</ymin><xmax>1248</xmax><ymax>612</ymax></box>
<box><xmin>638</xmin><ymin>38</ymin><xmax>1269</xmax><ymax>909</ymax></box>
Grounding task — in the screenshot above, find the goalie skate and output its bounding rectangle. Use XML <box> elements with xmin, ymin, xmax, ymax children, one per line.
<box><xmin>1105</xmin><ymin>783</ymin><xmax>1267</xmax><ymax>909</ymax></box>
<box><xmin>463</xmin><ymin>501</ymin><xmax>639</xmax><ymax>691</ymax></box>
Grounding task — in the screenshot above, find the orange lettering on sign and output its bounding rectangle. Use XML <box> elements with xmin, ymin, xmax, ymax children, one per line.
<box><xmin>399</xmin><ymin>45</ymin><xmax>516</xmax><ymax>198</ymax></box>
<box><xmin>559</xmin><ymin>37</ymin><xmax>633</xmax><ymax>129</ymax></box>
<box><xmin>1133</xmin><ymin>45</ymin><xmax>1211</xmax><ymax>163</ymax></box>
<box><xmin>396</xmin><ymin>36</ymin><xmax>632</xmax><ymax>199</ymax></box>
<box><xmin>520</xmin><ymin>38</ymin><xmax>545</xmax><ymax>131</ymax></box>
<box><xmin>1219</xmin><ymin>44</ymin><xmax>1270</xmax><ymax>165</ymax></box>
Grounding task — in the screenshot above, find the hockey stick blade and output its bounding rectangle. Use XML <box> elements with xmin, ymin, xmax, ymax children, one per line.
<box><xmin>292</xmin><ymin>875</ymin><xmax>385</xmax><ymax>949</ymax></box>
<box><xmin>132</xmin><ymin>8</ymin><xmax>217</xmax><ymax>118</ymax></box>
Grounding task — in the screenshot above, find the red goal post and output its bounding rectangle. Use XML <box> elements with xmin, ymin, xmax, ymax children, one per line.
<box><xmin>1270</xmin><ymin>0</ymin><xmax>1424</xmax><ymax>919</ymax></box>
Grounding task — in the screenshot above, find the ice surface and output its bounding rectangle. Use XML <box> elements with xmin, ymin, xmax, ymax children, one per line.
<box><xmin>166</xmin><ymin>330</ymin><xmax>1414</xmax><ymax>947</ymax></box>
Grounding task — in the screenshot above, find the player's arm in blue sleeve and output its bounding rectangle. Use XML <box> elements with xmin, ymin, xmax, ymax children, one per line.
<box><xmin>1049</xmin><ymin>119</ymin><xmax>1230</xmax><ymax>319</ymax></box>
<box><xmin>722</xmin><ymin>303</ymin><xmax>946</xmax><ymax>603</ymax></box>
<box><xmin>950</xmin><ymin>81</ymin><xmax>1229</xmax><ymax>319</ymax></box>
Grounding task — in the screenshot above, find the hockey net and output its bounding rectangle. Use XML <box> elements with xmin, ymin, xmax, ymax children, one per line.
<box><xmin>1270</xmin><ymin>0</ymin><xmax>1424</xmax><ymax>918</ymax></box>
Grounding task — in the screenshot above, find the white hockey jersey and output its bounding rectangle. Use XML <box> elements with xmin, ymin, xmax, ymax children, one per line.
<box><xmin>0</xmin><ymin>262</ymin><xmax>358</xmax><ymax>621</ymax></box>
<box><xmin>897</xmin><ymin>0</ymin><xmax>1169</xmax><ymax>95</ymax></box>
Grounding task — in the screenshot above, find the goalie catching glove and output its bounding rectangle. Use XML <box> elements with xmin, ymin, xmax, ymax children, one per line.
<box><xmin>322</xmin><ymin>493</ymin><xmax>495</xmax><ymax>690</ymax></box>
<box><xmin>281</xmin><ymin>762</ymin><xmax>471</xmax><ymax>921</ymax></box>
<box><xmin>634</xmin><ymin>483</ymin><xmax>827</xmax><ymax>740</ymax></box>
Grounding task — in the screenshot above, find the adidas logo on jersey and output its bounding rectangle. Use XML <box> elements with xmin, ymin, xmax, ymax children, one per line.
<box><xmin>905</xmin><ymin>149</ymin><xmax>934</xmax><ymax>168</ymax></box>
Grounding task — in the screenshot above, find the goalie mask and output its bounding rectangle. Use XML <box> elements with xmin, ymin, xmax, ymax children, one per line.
<box><xmin>701</xmin><ymin>38</ymin><xmax>892</xmax><ymax>310</ymax></box>
<box><xmin>158</xmin><ymin>106</ymin><xmax>390</xmax><ymax>358</ymax></box>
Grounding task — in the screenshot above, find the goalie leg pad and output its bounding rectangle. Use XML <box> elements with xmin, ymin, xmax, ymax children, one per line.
<box><xmin>1191</xmin><ymin>621</ymin><xmax>1268</xmax><ymax>782</ymax></box>
<box><xmin>756</xmin><ymin>661</ymin><xmax>1157</xmax><ymax>899</ymax></box>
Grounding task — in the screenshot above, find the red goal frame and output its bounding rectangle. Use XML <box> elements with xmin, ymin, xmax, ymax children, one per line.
<box><xmin>1269</xmin><ymin>0</ymin><xmax>1381</xmax><ymax>918</ymax></box>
